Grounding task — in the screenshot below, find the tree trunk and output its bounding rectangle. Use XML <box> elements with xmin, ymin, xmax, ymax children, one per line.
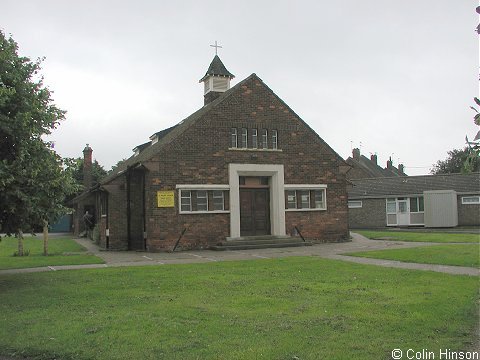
<box><xmin>17</xmin><ymin>229</ymin><xmax>24</xmax><ymax>256</ymax></box>
<box><xmin>43</xmin><ymin>221</ymin><xmax>49</xmax><ymax>256</ymax></box>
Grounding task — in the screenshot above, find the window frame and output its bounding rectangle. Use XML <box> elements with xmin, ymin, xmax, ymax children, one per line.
<box><xmin>177</xmin><ymin>185</ymin><xmax>230</xmax><ymax>214</ymax></box>
<box><xmin>462</xmin><ymin>195</ymin><xmax>480</xmax><ymax>205</ymax></box>
<box><xmin>261</xmin><ymin>129</ymin><xmax>268</xmax><ymax>149</ymax></box>
<box><xmin>213</xmin><ymin>190</ymin><xmax>225</xmax><ymax>211</ymax></box>
<box><xmin>409</xmin><ymin>196</ymin><xmax>424</xmax><ymax>213</ymax></box>
<box><xmin>231</xmin><ymin>128</ymin><xmax>237</xmax><ymax>148</ymax></box>
<box><xmin>252</xmin><ymin>128</ymin><xmax>258</xmax><ymax>149</ymax></box>
<box><xmin>284</xmin><ymin>186</ymin><xmax>327</xmax><ymax>212</ymax></box>
<box><xmin>348</xmin><ymin>200</ymin><xmax>363</xmax><ymax>209</ymax></box>
<box><xmin>180</xmin><ymin>190</ymin><xmax>192</xmax><ymax>212</ymax></box>
<box><xmin>271</xmin><ymin>129</ymin><xmax>278</xmax><ymax>150</ymax></box>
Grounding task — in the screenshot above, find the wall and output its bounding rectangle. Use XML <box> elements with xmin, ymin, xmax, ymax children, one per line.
<box><xmin>457</xmin><ymin>195</ymin><xmax>480</xmax><ymax>226</ymax></box>
<box><xmin>348</xmin><ymin>198</ymin><xmax>386</xmax><ymax>228</ymax></box>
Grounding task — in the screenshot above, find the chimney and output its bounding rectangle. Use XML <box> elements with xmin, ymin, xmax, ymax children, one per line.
<box><xmin>370</xmin><ymin>154</ymin><xmax>377</xmax><ymax>165</ymax></box>
<box><xmin>352</xmin><ymin>148</ymin><xmax>360</xmax><ymax>160</ymax></box>
<box><xmin>386</xmin><ymin>157</ymin><xmax>393</xmax><ymax>170</ymax></box>
<box><xmin>83</xmin><ymin>144</ymin><xmax>93</xmax><ymax>190</ymax></box>
<box><xmin>398</xmin><ymin>164</ymin><xmax>405</xmax><ymax>174</ymax></box>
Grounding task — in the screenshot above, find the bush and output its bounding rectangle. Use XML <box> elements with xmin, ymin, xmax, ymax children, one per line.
<box><xmin>92</xmin><ymin>224</ymin><xmax>100</xmax><ymax>244</ymax></box>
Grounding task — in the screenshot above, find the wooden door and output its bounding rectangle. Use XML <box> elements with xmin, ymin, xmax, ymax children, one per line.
<box><xmin>240</xmin><ymin>189</ymin><xmax>270</xmax><ymax>236</ymax></box>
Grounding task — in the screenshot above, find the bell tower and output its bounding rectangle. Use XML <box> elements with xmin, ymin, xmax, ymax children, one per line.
<box><xmin>199</xmin><ymin>42</ymin><xmax>235</xmax><ymax>105</ymax></box>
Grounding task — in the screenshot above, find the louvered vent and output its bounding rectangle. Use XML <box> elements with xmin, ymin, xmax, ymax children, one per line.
<box><xmin>212</xmin><ymin>76</ymin><xmax>229</xmax><ymax>92</ymax></box>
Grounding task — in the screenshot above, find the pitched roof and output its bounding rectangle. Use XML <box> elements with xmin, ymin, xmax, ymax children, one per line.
<box><xmin>346</xmin><ymin>155</ymin><xmax>393</xmax><ymax>178</ymax></box>
<box><xmin>199</xmin><ymin>55</ymin><xmax>235</xmax><ymax>82</ymax></box>
<box><xmin>100</xmin><ymin>72</ymin><xmax>348</xmax><ymax>185</ymax></box>
<box><xmin>348</xmin><ymin>172</ymin><xmax>480</xmax><ymax>199</ymax></box>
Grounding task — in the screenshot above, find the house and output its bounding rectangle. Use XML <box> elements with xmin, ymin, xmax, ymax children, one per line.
<box><xmin>72</xmin><ymin>54</ymin><xmax>350</xmax><ymax>251</ymax></box>
<box><xmin>346</xmin><ymin>148</ymin><xmax>406</xmax><ymax>180</ymax></box>
<box><xmin>348</xmin><ymin>173</ymin><xmax>480</xmax><ymax>228</ymax></box>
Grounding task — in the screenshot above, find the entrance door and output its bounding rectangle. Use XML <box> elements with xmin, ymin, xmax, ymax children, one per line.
<box><xmin>240</xmin><ymin>189</ymin><xmax>270</xmax><ymax>236</ymax></box>
<box><xmin>397</xmin><ymin>199</ymin><xmax>410</xmax><ymax>226</ymax></box>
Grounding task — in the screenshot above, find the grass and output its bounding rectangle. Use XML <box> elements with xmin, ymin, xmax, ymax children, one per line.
<box><xmin>0</xmin><ymin>236</ymin><xmax>104</xmax><ymax>270</ymax></box>
<box><xmin>346</xmin><ymin>244</ymin><xmax>480</xmax><ymax>268</ymax></box>
<box><xmin>0</xmin><ymin>257</ymin><xmax>478</xmax><ymax>359</ymax></box>
<box><xmin>356</xmin><ymin>230</ymin><xmax>480</xmax><ymax>243</ymax></box>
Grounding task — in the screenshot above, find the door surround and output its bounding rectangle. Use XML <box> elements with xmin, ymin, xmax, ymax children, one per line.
<box><xmin>228</xmin><ymin>164</ymin><xmax>285</xmax><ymax>239</ymax></box>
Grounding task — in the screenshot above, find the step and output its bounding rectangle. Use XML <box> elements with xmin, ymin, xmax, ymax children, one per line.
<box><xmin>209</xmin><ymin>236</ymin><xmax>312</xmax><ymax>251</ymax></box>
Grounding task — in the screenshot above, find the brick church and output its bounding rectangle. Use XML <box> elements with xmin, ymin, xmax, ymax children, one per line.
<box><xmin>73</xmin><ymin>54</ymin><xmax>350</xmax><ymax>251</ymax></box>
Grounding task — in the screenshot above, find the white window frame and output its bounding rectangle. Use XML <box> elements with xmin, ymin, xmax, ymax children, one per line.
<box><xmin>180</xmin><ymin>190</ymin><xmax>192</xmax><ymax>212</ymax></box>
<box><xmin>231</xmin><ymin>128</ymin><xmax>237</xmax><ymax>148</ymax></box>
<box><xmin>284</xmin><ymin>185</ymin><xmax>327</xmax><ymax>212</ymax></box>
<box><xmin>241</xmin><ymin>128</ymin><xmax>248</xmax><ymax>148</ymax></box>
<box><xmin>177</xmin><ymin>185</ymin><xmax>230</xmax><ymax>214</ymax></box>
<box><xmin>462</xmin><ymin>195</ymin><xmax>480</xmax><ymax>204</ymax></box>
<box><xmin>286</xmin><ymin>190</ymin><xmax>297</xmax><ymax>209</ymax></box>
<box><xmin>213</xmin><ymin>190</ymin><xmax>225</xmax><ymax>211</ymax></box>
<box><xmin>409</xmin><ymin>196</ymin><xmax>425</xmax><ymax>213</ymax></box>
<box><xmin>252</xmin><ymin>129</ymin><xmax>258</xmax><ymax>149</ymax></box>
<box><xmin>196</xmin><ymin>190</ymin><xmax>208</xmax><ymax>212</ymax></box>
<box><xmin>272</xmin><ymin>129</ymin><xmax>278</xmax><ymax>150</ymax></box>
<box><xmin>262</xmin><ymin>129</ymin><xmax>268</xmax><ymax>149</ymax></box>
<box><xmin>386</xmin><ymin>198</ymin><xmax>397</xmax><ymax>214</ymax></box>
<box><xmin>348</xmin><ymin>200</ymin><xmax>363</xmax><ymax>209</ymax></box>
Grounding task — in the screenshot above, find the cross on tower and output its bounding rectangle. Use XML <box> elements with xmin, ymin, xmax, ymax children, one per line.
<box><xmin>210</xmin><ymin>41</ymin><xmax>222</xmax><ymax>55</ymax></box>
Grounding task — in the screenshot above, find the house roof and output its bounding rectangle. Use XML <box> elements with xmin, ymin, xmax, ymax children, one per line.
<box><xmin>346</xmin><ymin>155</ymin><xmax>394</xmax><ymax>178</ymax></box>
<box><xmin>199</xmin><ymin>55</ymin><xmax>235</xmax><ymax>82</ymax></box>
<box><xmin>148</xmin><ymin>125</ymin><xmax>178</xmax><ymax>142</ymax></box>
<box><xmin>348</xmin><ymin>172</ymin><xmax>480</xmax><ymax>199</ymax></box>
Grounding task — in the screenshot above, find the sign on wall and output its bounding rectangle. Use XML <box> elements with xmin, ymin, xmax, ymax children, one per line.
<box><xmin>157</xmin><ymin>191</ymin><xmax>175</xmax><ymax>208</ymax></box>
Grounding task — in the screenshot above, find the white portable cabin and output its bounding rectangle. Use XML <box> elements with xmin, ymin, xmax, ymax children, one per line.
<box><xmin>423</xmin><ymin>190</ymin><xmax>458</xmax><ymax>228</ymax></box>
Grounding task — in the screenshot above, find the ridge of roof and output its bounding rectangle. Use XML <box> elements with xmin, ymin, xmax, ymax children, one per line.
<box><xmin>199</xmin><ymin>55</ymin><xmax>235</xmax><ymax>82</ymax></box>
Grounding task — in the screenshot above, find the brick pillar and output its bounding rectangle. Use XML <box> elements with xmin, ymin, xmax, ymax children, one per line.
<box><xmin>83</xmin><ymin>144</ymin><xmax>93</xmax><ymax>190</ymax></box>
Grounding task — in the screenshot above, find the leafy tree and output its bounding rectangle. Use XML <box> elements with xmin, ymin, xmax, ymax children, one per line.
<box><xmin>64</xmin><ymin>157</ymin><xmax>107</xmax><ymax>199</ymax></box>
<box><xmin>0</xmin><ymin>30</ymin><xmax>78</xmax><ymax>255</ymax></box>
<box><xmin>465</xmin><ymin>97</ymin><xmax>480</xmax><ymax>173</ymax></box>
<box><xmin>431</xmin><ymin>147</ymin><xmax>479</xmax><ymax>175</ymax></box>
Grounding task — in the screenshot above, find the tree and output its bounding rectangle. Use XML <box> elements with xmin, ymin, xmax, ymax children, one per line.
<box><xmin>465</xmin><ymin>97</ymin><xmax>480</xmax><ymax>173</ymax></box>
<box><xmin>431</xmin><ymin>147</ymin><xmax>479</xmax><ymax>175</ymax></box>
<box><xmin>64</xmin><ymin>157</ymin><xmax>107</xmax><ymax>199</ymax></box>
<box><xmin>0</xmin><ymin>30</ymin><xmax>78</xmax><ymax>255</ymax></box>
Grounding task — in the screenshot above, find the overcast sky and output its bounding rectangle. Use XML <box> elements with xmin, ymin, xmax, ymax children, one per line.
<box><xmin>1</xmin><ymin>0</ymin><xmax>478</xmax><ymax>175</ymax></box>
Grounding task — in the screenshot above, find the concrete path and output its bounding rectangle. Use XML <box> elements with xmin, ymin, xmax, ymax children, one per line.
<box><xmin>0</xmin><ymin>233</ymin><xmax>478</xmax><ymax>276</ymax></box>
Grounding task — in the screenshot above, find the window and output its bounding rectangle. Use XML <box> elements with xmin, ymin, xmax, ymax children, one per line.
<box><xmin>213</xmin><ymin>191</ymin><xmax>224</xmax><ymax>211</ymax></box>
<box><xmin>272</xmin><ymin>130</ymin><xmax>278</xmax><ymax>150</ymax></box>
<box><xmin>386</xmin><ymin>198</ymin><xmax>396</xmax><ymax>214</ymax></box>
<box><xmin>462</xmin><ymin>196</ymin><xmax>480</xmax><ymax>204</ymax></box>
<box><xmin>252</xmin><ymin>129</ymin><xmax>258</xmax><ymax>149</ymax></box>
<box><xmin>286</xmin><ymin>190</ymin><xmax>297</xmax><ymax>209</ymax></box>
<box><xmin>241</xmin><ymin>128</ymin><xmax>248</xmax><ymax>148</ymax></box>
<box><xmin>181</xmin><ymin>191</ymin><xmax>192</xmax><ymax>212</ymax></box>
<box><xmin>262</xmin><ymin>129</ymin><xmax>268</xmax><ymax>149</ymax></box>
<box><xmin>231</xmin><ymin>128</ymin><xmax>237</xmax><ymax>148</ymax></box>
<box><xmin>410</xmin><ymin>197</ymin><xmax>424</xmax><ymax>212</ymax></box>
<box><xmin>196</xmin><ymin>191</ymin><xmax>208</xmax><ymax>211</ymax></box>
<box><xmin>100</xmin><ymin>193</ymin><xmax>108</xmax><ymax>216</ymax></box>
<box><xmin>348</xmin><ymin>200</ymin><xmax>362</xmax><ymax>209</ymax></box>
<box><xmin>178</xmin><ymin>188</ymin><xmax>229</xmax><ymax>213</ymax></box>
<box><xmin>314</xmin><ymin>190</ymin><xmax>325</xmax><ymax>209</ymax></box>
<box><xmin>285</xmin><ymin>188</ymin><xmax>327</xmax><ymax>211</ymax></box>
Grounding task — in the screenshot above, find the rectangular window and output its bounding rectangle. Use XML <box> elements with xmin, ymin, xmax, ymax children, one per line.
<box><xmin>386</xmin><ymin>198</ymin><xmax>396</xmax><ymax>214</ymax></box>
<box><xmin>314</xmin><ymin>190</ymin><xmax>325</xmax><ymax>209</ymax></box>
<box><xmin>286</xmin><ymin>190</ymin><xmax>297</xmax><ymax>209</ymax></box>
<box><xmin>462</xmin><ymin>196</ymin><xmax>480</xmax><ymax>204</ymax></box>
<box><xmin>196</xmin><ymin>190</ymin><xmax>208</xmax><ymax>211</ymax></box>
<box><xmin>285</xmin><ymin>188</ymin><xmax>327</xmax><ymax>211</ymax></box>
<box><xmin>348</xmin><ymin>200</ymin><xmax>362</xmax><ymax>209</ymax></box>
<box><xmin>410</xmin><ymin>197</ymin><xmax>424</xmax><ymax>212</ymax></box>
<box><xmin>231</xmin><ymin>128</ymin><xmax>237</xmax><ymax>148</ymax></box>
<box><xmin>272</xmin><ymin>129</ymin><xmax>278</xmax><ymax>150</ymax></box>
<box><xmin>213</xmin><ymin>191</ymin><xmax>224</xmax><ymax>211</ymax></box>
<box><xmin>241</xmin><ymin>128</ymin><xmax>248</xmax><ymax>148</ymax></box>
<box><xmin>262</xmin><ymin>129</ymin><xmax>268</xmax><ymax>149</ymax></box>
<box><xmin>252</xmin><ymin>129</ymin><xmax>258</xmax><ymax>149</ymax></box>
<box><xmin>180</xmin><ymin>190</ymin><xmax>192</xmax><ymax>212</ymax></box>
<box><xmin>299</xmin><ymin>190</ymin><xmax>310</xmax><ymax>209</ymax></box>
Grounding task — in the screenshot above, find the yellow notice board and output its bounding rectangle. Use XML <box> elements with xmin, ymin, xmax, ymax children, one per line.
<box><xmin>157</xmin><ymin>191</ymin><xmax>175</xmax><ymax>208</ymax></box>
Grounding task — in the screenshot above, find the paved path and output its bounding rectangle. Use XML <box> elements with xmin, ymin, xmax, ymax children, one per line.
<box><xmin>0</xmin><ymin>233</ymin><xmax>478</xmax><ymax>276</ymax></box>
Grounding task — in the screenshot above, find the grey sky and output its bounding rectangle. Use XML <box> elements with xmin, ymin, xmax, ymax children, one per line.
<box><xmin>1</xmin><ymin>0</ymin><xmax>478</xmax><ymax>175</ymax></box>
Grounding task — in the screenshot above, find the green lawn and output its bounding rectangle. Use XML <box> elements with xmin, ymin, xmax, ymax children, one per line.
<box><xmin>0</xmin><ymin>257</ymin><xmax>477</xmax><ymax>359</ymax></box>
<box><xmin>346</xmin><ymin>244</ymin><xmax>480</xmax><ymax>268</ymax></box>
<box><xmin>356</xmin><ymin>230</ymin><xmax>480</xmax><ymax>243</ymax></box>
<box><xmin>0</xmin><ymin>236</ymin><xmax>104</xmax><ymax>270</ymax></box>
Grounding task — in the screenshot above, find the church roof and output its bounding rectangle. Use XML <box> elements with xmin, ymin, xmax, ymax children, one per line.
<box><xmin>100</xmin><ymin>72</ymin><xmax>347</xmax><ymax>185</ymax></box>
<box><xmin>199</xmin><ymin>55</ymin><xmax>235</xmax><ymax>82</ymax></box>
